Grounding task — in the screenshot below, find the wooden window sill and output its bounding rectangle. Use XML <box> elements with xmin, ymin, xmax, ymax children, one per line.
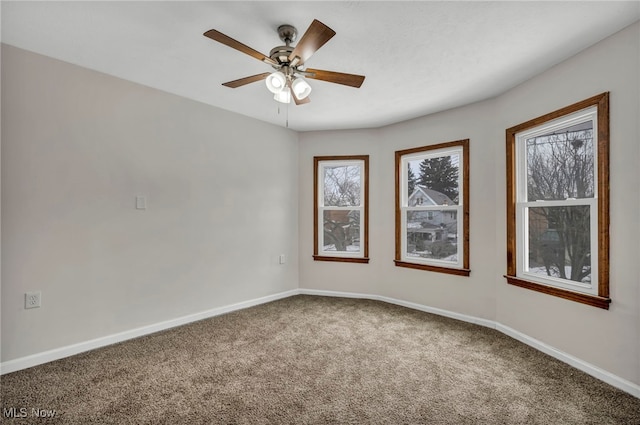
<box><xmin>395</xmin><ymin>260</ymin><xmax>470</xmax><ymax>276</ymax></box>
<box><xmin>313</xmin><ymin>255</ymin><xmax>370</xmax><ymax>264</ymax></box>
<box><xmin>504</xmin><ymin>275</ymin><xmax>610</xmax><ymax>310</ymax></box>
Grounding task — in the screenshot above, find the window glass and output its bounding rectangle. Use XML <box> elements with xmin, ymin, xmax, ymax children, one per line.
<box><xmin>526</xmin><ymin>205</ymin><xmax>591</xmax><ymax>285</ymax></box>
<box><xmin>314</xmin><ymin>156</ymin><xmax>369</xmax><ymax>263</ymax></box>
<box><xmin>322</xmin><ymin>210</ymin><xmax>361</xmax><ymax>253</ymax></box>
<box><xmin>395</xmin><ymin>140</ymin><xmax>469</xmax><ymax>276</ymax></box>
<box><xmin>405</xmin><ymin>210</ymin><xmax>459</xmax><ymax>263</ymax></box>
<box><xmin>323</xmin><ymin>165</ymin><xmax>361</xmax><ymax>207</ymax></box>
<box><xmin>526</xmin><ymin>121</ymin><xmax>594</xmax><ymax>201</ymax></box>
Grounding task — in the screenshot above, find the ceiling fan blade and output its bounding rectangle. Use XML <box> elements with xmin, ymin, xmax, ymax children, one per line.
<box><xmin>222</xmin><ymin>72</ymin><xmax>271</xmax><ymax>88</ymax></box>
<box><xmin>304</xmin><ymin>68</ymin><xmax>365</xmax><ymax>88</ymax></box>
<box><xmin>288</xmin><ymin>19</ymin><xmax>336</xmax><ymax>65</ymax></box>
<box><xmin>204</xmin><ymin>29</ymin><xmax>277</xmax><ymax>66</ymax></box>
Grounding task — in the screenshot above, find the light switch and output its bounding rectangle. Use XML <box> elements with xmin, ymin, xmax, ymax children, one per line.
<box><xmin>136</xmin><ymin>195</ymin><xmax>147</xmax><ymax>210</ymax></box>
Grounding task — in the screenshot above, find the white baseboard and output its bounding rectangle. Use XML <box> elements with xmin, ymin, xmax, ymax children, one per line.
<box><xmin>3</xmin><ymin>287</ymin><xmax>639</xmax><ymax>399</ymax></box>
<box><xmin>495</xmin><ymin>323</ymin><xmax>640</xmax><ymax>399</ymax></box>
<box><xmin>0</xmin><ymin>289</ymin><xmax>298</xmax><ymax>375</ymax></box>
<box><xmin>299</xmin><ymin>288</ymin><xmax>497</xmax><ymax>328</ymax></box>
<box><xmin>298</xmin><ymin>288</ymin><xmax>640</xmax><ymax>399</ymax></box>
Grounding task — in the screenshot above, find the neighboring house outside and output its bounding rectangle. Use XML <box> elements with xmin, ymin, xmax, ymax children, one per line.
<box><xmin>527</xmin><ymin>209</ymin><xmax>565</xmax><ymax>272</ymax></box>
<box><xmin>409</xmin><ymin>186</ymin><xmax>455</xmax><ymax>208</ymax></box>
<box><xmin>407</xmin><ymin>186</ymin><xmax>457</xmax><ymax>253</ymax></box>
<box><xmin>323</xmin><ymin>209</ymin><xmax>360</xmax><ymax>251</ymax></box>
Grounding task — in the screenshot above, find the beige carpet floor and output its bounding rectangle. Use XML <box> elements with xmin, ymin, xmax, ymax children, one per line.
<box><xmin>1</xmin><ymin>295</ymin><xmax>639</xmax><ymax>424</ymax></box>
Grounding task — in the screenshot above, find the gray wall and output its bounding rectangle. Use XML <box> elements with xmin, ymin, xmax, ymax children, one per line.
<box><xmin>1</xmin><ymin>44</ymin><xmax>299</xmax><ymax>361</ymax></box>
<box><xmin>299</xmin><ymin>22</ymin><xmax>639</xmax><ymax>386</ymax></box>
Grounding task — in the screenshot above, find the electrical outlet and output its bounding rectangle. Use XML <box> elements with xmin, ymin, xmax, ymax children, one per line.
<box><xmin>25</xmin><ymin>291</ymin><xmax>41</xmax><ymax>309</ymax></box>
<box><xmin>279</xmin><ymin>254</ymin><xmax>286</xmax><ymax>264</ymax></box>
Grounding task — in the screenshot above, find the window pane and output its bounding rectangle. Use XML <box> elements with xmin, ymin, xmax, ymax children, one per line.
<box><xmin>323</xmin><ymin>165</ymin><xmax>361</xmax><ymax>207</ymax></box>
<box><xmin>322</xmin><ymin>210</ymin><xmax>361</xmax><ymax>252</ymax></box>
<box><xmin>526</xmin><ymin>121</ymin><xmax>594</xmax><ymax>201</ymax></box>
<box><xmin>527</xmin><ymin>206</ymin><xmax>591</xmax><ymax>284</ymax></box>
<box><xmin>407</xmin><ymin>156</ymin><xmax>460</xmax><ymax>205</ymax></box>
<box><xmin>406</xmin><ymin>210</ymin><xmax>458</xmax><ymax>261</ymax></box>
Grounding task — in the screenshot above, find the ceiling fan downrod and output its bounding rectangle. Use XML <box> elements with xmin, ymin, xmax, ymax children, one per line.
<box><xmin>277</xmin><ymin>24</ymin><xmax>297</xmax><ymax>46</ymax></box>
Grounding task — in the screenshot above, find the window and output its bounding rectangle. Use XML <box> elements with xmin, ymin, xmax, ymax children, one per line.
<box><xmin>395</xmin><ymin>140</ymin><xmax>470</xmax><ymax>276</ymax></box>
<box><xmin>314</xmin><ymin>156</ymin><xmax>369</xmax><ymax>263</ymax></box>
<box><xmin>506</xmin><ymin>92</ymin><xmax>610</xmax><ymax>309</ymax></box>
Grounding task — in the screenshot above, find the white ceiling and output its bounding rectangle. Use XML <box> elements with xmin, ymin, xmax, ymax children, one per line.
<box><xmin>2</xmin><ymin>1</ymin><xmax>639</xmax><ymax>132</ymax></box>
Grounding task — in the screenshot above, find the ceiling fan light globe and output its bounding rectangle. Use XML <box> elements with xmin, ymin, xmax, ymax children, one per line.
<box><xmin>292</xmin><ymin>78</ymin><xmax>312</xmax><ymax>100</ymax></box>
<box><xmin>265</xmin><ymin>71</ymin><xmax>286</xmax><ymax>94</ymax></box>
<box><xmin>274</xmin><ymin>87</ymin><xmax>291</xmax><ymax>104</ymax></box>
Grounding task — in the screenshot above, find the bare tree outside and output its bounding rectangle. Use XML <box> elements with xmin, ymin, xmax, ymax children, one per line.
<box><xmin>322</xmin><ymin>165</ymin><xmax>361</xmax><ymax>251</ymax></box>
<box><xmin>323</xmin><ymin>165</ymin><xmax>361</xmax><ymax>206</ymax></box>
<box><xmin>526</xmin><ymin>122</ymin><xmax>594</xmax><ymax>283</ymax></box>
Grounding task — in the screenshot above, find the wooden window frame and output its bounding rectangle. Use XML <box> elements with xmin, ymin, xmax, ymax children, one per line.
<box><xmin>313</xmin><ymin>155</ymin><xmax>369</xmax><ymax>264</ymax></box>
<box><xmin>505</xmin><ymin>92</ymin><xmax>610</xmax><ymax>309</ymax></box>
<box><xmin>395</xmin><ymin>140</ymin><xmax>470</xmax><ymax>276</ymax></box>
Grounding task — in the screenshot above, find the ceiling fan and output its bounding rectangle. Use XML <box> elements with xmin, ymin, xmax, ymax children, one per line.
<box><xmin>203</xmin><ymin>19</ymin><xmax>365</xmax><ymax>105</ymax></box>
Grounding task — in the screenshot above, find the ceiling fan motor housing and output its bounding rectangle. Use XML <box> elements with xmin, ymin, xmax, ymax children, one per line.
<box><xmin>269</xmin><ymin>45</ymin><xmax>295</xmax><ymax>66</ymax></box>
